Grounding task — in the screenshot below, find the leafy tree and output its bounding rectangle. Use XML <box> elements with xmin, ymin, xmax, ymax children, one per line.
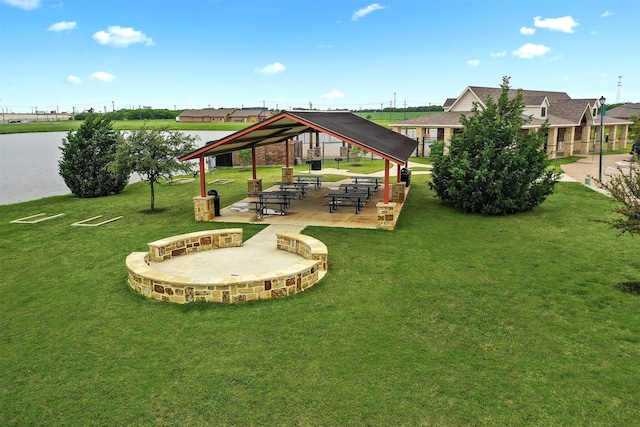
<box><xmin>595</xmin><ymin>156</ymin><xmax>640</xmax><ymax>235</ymax></box>
<box><xmin>112</xmin><ymin>125</ymin><xmax>198</xmax><ymax>210</ymax></box>
<box><xmin>58</xmin><ymin>113</ymin><xmax>128</xmax><ymax>198</ymax></box>
<box><xmin>237</xmin><ymin>149</ymin><xmax>252</xmax><ymax>170</ymax></box>
<box><xmin>628</xmin><ymin>113</ymin><xmax>640</xmax><ymax>144</ymax></box>
<box><xmin>430</xmin><ymin>77</ymin><xmax>559</xmax><ymax>215</ymax></box>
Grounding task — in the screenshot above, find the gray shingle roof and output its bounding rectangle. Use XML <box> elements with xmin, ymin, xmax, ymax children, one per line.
<box><xmin>180</xmin><ymin>111</ymin><xmax>418</xmax><ymax>164</ymax></box>
<box><xmin>607</xmin><ymin>103</ymin><xmax>640</xmax><ymax>119</ymax></box>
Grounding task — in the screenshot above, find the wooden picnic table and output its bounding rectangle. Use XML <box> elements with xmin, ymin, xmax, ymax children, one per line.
<box><xmin>323</xmin><ymin>193</ymin><xmax>369</xmax><ymax>214</ymax></box>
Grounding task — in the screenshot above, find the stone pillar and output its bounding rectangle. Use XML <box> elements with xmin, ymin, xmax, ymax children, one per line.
<box><xmin>618</xmin><ymin>125</ymin><xmax>629</xmax><ymax>149</ymax></box>
<box><xmin>247</xmin><ymin>178</ymin><xmax>263</xmax><ymax>193</ymax></box>
<box><xmin>339</xmin><ymin>146</ymin><xmax>349</xmax><ymax>157</ymax></box>
<box><xmin>376</xmin><ymin>202</ymin><xmax>397</xmax><ymax>230</ymax></box>
<box><xmin>281</xmin><ymin>167</ymin><xmax>293</xmax><ymax>183</ymax></box>
<box><xmin>580</xmin><ymin>125</ymin><xmax>591</xmax><ymax>154</ymax></box>
<box><xmin>193</xmin><ymin>196</ymin><xmax>215</xmax><ymax>222</ymax></box>
<box><xmin>391</xmin><ymin>183</ymin><xmax>406</xmax><ymax>203</ymax></box>
<box><xmin>443</xmin><ymin>128</ymin><xmax>453</xmax><ymax>155</ymax></box>
<box><xmin>608</xmin><ymin>126</ymin><xmax>617</xmax><ymax>151</ymax></box>
<box><xmin>564</xmin><ymin>126</ymin><xmax>575</xmax><ymax>157</ymax></box>
<box><xmin>416</xmin><ymin>128</ymin><xmax>426</xmax><ymax>156</ymax></box>
<box><xmin>547</xmin><ymin>128</ymin><xmax>558</xmax><ymax>159</ymax></box>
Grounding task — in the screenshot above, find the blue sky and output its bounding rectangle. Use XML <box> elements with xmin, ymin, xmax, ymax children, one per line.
<box><xmin>1</xmin><ymin>0</ymin><xmax>638</xmax><ymax>114</ymax></box>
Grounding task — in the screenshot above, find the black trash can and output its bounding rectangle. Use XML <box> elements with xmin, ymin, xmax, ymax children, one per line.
<box><xmin>207</xmin><ymin>189</ymin><xmax>221</xmax><ymax>217</ymax></box>
<box><xmin>311</xmin><ymin>160</ymin><xmax>322</xmax><ymax>171</ymax></box>
<box><xmin>400</xmin><ymin>168</ymin><xmax>412</xmax><ymax>187</ymax></box>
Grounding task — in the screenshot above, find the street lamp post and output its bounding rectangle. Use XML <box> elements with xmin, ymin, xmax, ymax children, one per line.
<box><xmin>598</xmin><ymin>96</ymin><xmax>606</xmax><ymax>182</ymax></box>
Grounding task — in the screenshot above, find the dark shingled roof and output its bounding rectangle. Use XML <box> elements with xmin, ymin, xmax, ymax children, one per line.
<box><xmin>607</xmin><ymin>103</ymin><xmax>640</xmax><ymax>119</ymax></box>
<box><xmin>180</xmin><ymin>110</ymin><xmax>418</xmax><ymax>164</ymax></box>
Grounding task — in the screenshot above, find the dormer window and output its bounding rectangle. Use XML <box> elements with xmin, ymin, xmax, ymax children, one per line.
<box><xmin>593</xmin><ymin>108</ymin><xmax>597</xmax><ymax>117</ymax></box>
<box><xmin>541</xmin><ymin>107</ymin><xmax>547</xmax><ymax>118</ymax></box>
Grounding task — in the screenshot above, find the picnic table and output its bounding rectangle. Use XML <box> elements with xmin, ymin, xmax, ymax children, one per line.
<box><xmin>247</xmin><ymin>190</ymin><xmax>299</xmax><ymax>218</ymax></box>
<box><xmin>338</xmin><ymin>182</ymin><xmax>377</xmax><ymax>200</ymax></box>
<box><xmin>349</xmin><ymin>176</ymin><xmax>383</xmax><ymax>190</ymax></box>
<box><xmin>323</xmin><ymin>193</ymin><xmax>369</xmax><ymax>214</ymax></box>
<box><xmin>274</xmin><ymin>181</ymin><xmax>310</xmax><ymax>198</ymax></box>
<box><xmin>293</xmin><ymin>175</ymin><xmax>324</xmax><ymax>190</ymax></box>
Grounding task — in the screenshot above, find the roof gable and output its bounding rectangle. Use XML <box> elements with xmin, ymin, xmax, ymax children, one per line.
<box><xmin>180</xmin><ymin>111</ymin><xmax>418</xmax><ymax>164</ymax></box>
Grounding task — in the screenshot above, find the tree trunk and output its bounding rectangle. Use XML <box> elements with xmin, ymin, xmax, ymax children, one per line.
<box><xmin>150</xmin><ymin>181</ymin><xmax>155</xmax><ymax>211</ymax></box>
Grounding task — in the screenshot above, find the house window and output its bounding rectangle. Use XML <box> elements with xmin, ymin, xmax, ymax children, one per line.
<box><xmin>593</xmin><ymin>108</ymin><xmax>597</xmax><ymax>117</ymax></box>
<box><xmin>541</xmin><ymin>107</ymin><xmax>546</xmax><ymax>117</ymax></box>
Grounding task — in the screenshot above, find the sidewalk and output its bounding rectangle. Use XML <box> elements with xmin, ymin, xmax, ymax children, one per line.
<box><xmin>559</xmin><ymin>153</ymin><xmax>632</xmax><ymax>184</ymax></box>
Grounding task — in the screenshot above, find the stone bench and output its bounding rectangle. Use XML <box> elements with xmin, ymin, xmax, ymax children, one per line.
<box><xmin>126</xmin><ymin>230</ymin><xmax>328</xmax><ymax>304</ymax></box>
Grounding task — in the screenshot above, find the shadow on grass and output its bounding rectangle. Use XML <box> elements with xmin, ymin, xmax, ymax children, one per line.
<box><xmin>617</xmin><ymin>281</ymin><xmax>640</xmax><ymax>295</ymax></box>
<box><xmin>139</xmin><ymin>208</ymin><xmax>168</xmax><ymax>214</ymax></box>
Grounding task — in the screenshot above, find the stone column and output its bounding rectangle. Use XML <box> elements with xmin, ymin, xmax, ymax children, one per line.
<box><xmin>193</xmin><ymin>196</ymin><xmax>214</xmax><ymax>222</ymax></box>
<box><xmin>608</xmin><ymin>126</ymin><xmax>618</xmax><ymax>151</ymax></box>
<box><xmin>564</xmin><ymin>126</ymin><xmax>575</xmax><ymax>156</ymax></box>
<box><xmin>580</xmin><ymin>125</ymin><xmax>591</xmax><ymax>154</ymax></box>
<box><xmin>618</xmin><ymin>125</ymin><xmax>629</xmax><ymax>149</ymax></box>
<box><xmin>339</xmin><ymin>146</ymin><xmax>349</xmax><ymax>157</ymax></box>
<box><xmin>443</xmin><ymin>128</ymin><xmax>453</xmax><ymax>155</ymax></box>
<box><xmin>247</xmin><ymin>178</ymin><xmax>263</xmax><ymax>193</ymax></box>
<box><xmin>281</xmin><ymin>167</ymin><xmax>293</xmax><ymax>183</ymax></box>
<box><xmin>391</xmin><ymin>183</ymin><xmax>406</xmax><ymax>203</ymax></box>
<box><xmin>547</xmin><ymin>127</ymin><xmax>558</xmax><ymax>158</ymax></box>
<box><xmin>376</xmin><ymin>202</ymin><xmax>397</xmax><ymax>230</ymax></box>
<box><xmin>416</xmin><ymin>128</ymin><xmax>426</xmax><ymax>156</ymax></box>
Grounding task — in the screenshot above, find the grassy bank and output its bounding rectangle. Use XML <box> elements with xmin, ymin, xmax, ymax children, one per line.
<box><xmin>0</xmin><ymin>120</ymin><xmax>250</xmax><ymax>135</ymax></box>
<box><xmin>1</xmin><ymin>167</ymin><xmax>639</xmax><ymax>425</ymax></box>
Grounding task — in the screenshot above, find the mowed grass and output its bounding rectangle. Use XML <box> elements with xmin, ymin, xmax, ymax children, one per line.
<box><xmin>1</xmin><ymin>165</ymin><xmax>639</xmax><ymax>426</ymax></box>
<box><xmin>0</xmin><ymin>120</ymin><xmax>249</xmax><ymax>134</ymax></box>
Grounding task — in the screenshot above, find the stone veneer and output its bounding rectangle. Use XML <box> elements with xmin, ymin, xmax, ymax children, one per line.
<box><xmin>376</xmin><ymin>202</ymin><xmax>397</xmax><ymax>230</ymax></box>
<box><xmin>391</xmin><ymin>183</ymin><xmax>406</xmax><ymax>203</ymax></box>
<box><xmin>247</xmin><ymin>178</ymin><xmax>263</xmax><ymax>193</ymax></box>
<box><xmin>193</xmin><ymin>196</ymin><xmax>215</xmax><ymax>222</ymax></box>
<box><xmin>126</xmin><ymin>229</ymin><xmax>328</xmax><ymax>304</ymax></box>
<box><xmin>281</xmin><ymin>167</ymin><xmax>293</xmax><ymax>183</ymax></box>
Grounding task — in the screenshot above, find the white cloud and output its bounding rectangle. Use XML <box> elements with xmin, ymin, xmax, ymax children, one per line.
<box><xmin>256</xmin><ymin>62</ymin><xmax>286</xmax><ymax>74</ymax></box>
<box><xmin>48</xmin><ymin>21</ymin><xmax>77</xmax><ymax>32</ymax></box>
<box><xmin>89</xmin><ymin>72</ymin><xmax>116</xmax><ymax>82</ymax></box>
<box><xmin>318</xmin><ymin>44</ymin><xmax>334</xmax><ymax>49</ymax></box>
<box><xmin>0</xmin><ymin>0</ymin><xmax>40</xmax><ymax>10</ymax></box>
<box><xmin>352</xmin><ymin>3</ymin><xmax>386</xmax><ymax>21</ymax></box>
<box><xmin>467</xmin><ymin>59</ymin><xmax>480</xmax><ymax>67</ymax></box>
<box><xmin>534</xmin><ymin>16</ymin><xmax>578</xmax><ymax>33</ymax></box>
<box><xmin>520</xmin><ymin>26</ymin><xmax>535</xmax><ymax>35</ymax></box>
<box><xmin>67</xmin><ymin>75</ymin><xmax>82</xmax><ymax>84</ymax></box>
<box><xmin>323</xmin><ymin>89</ymin><xmax>345</xmax><ymax>99</ymax></box>
<box><xmin>92</xmin><ymin>26</ymin><xmax>155</xmax><ymax>47</ymax></box>
<box><xmin>512</xmin><ymin>43</ymin><xmax>550</xmax><ymax>59</ymax></box>
<box><xmin>601</xmin><ymin>11</ymin><xmax>613</xmax><ymax>17</ymax></box>
<box><xmin>490</xmin><ymin>51</ymin><xmax>507</xmax><ymax>58</ymax></box>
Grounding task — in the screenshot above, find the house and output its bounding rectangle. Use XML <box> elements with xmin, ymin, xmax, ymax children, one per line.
<box><xmin>390</xmin><ymin>86</ymin><xmax>633</xmax><ymax>158</ymax></box>
<box><xmin>607</xmin><ymin>103</ymin><xmax>640</xmax><ymax>120</ymax></box>
<box><xmin>178</xmin><ymin>108</ymin><xmax>271</xmax><ymax>123</ymax></box>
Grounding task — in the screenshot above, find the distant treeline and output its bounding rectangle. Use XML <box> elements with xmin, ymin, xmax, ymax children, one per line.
<box><xmin>358</xmin><ymin>106</ymin><xmax>444</xmax><ymax>113</ymax></box>
<box><xmin>73</xmin><ymin>109</ymin><xmax>182</xmax><ymax>121</ymax></box>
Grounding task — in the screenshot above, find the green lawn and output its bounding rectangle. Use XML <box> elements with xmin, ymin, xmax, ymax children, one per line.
<box><xmin>1</xmin><ymin>166</ymin><xmax>639</xmax><ymax>426</ymax></box>
<box><xmin>0</xmin><ymin>120</ymin><xmax>249</xmax><ymax>134</ymax></box>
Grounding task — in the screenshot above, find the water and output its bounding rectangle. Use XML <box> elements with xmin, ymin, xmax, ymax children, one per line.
<box><xmin>0</xmin><ymin>131</ymin><xmax>233</xmax><ymax>205</ymax></box>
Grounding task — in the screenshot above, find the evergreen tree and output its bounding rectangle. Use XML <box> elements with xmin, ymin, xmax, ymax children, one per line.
<box><xmin>58</xmin><ymin>114</ymin><xmax>128</xmax><ymax>198</ymax></box>
<box><xmin>430</xmin><ymin>77</ymin><xmax>559</xmax><ymax>215</ymax></box>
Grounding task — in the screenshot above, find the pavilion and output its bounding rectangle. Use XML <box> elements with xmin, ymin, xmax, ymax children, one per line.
<box><xmin>179</xmin><ymin>110</ymin><xmax>418</xmax><ymax>229</ymax></box>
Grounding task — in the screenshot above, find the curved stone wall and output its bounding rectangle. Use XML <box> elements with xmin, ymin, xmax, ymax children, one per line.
<box><xmin>126</xmin><ymin>229</ymin><xmax>328</xmax><ymax>304</ymax></box>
